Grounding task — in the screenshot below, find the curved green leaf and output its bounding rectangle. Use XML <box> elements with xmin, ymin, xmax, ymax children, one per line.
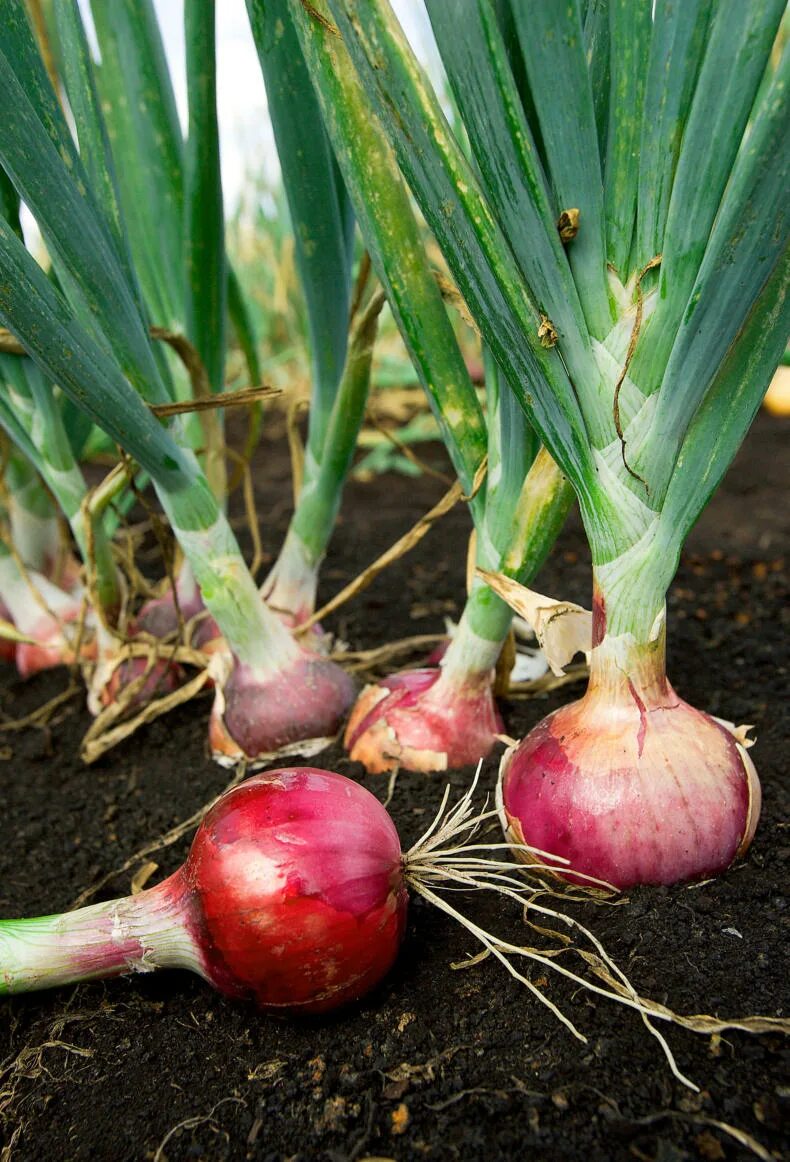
<box><xmin>0</xmin><ymin>36</ymin><xmax>169</xmax><ymax>406</ymax></box>
<box><xmin>326</xmin><ymin>0</ymin><xmax>594</xmax><ymax>497</ymax></box>
<box><xmin>246</xmin><ymin>0</ymin><xmax>353</xmax><ymax>462</ymax></box>
<box><xmin>0</xmin><ymin>217</ymin><xmax>190</xmax><ymax>493</ymax></box>
<box><xmin>52</xmin><ymin>1</ymin><xmax>129</xmax><ymax>269</ymax></box>
<box><xmin>286</xmin><ymin>0</ymin><xmax>489</xmax><ymax>508</ymax></box>
<box><xmin>90</xmin><ymin>0</ymin><xmax>185</xmax><ymax>331</ymax></box>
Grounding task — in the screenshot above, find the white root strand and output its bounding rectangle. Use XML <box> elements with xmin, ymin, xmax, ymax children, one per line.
<box><xmin>404</xmin><ymin>765</ymin><xmax>698</xmax><ymax>1089</ymax></box>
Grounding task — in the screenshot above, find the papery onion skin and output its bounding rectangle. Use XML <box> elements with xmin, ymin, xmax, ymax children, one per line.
<box><xmin>345</xmin><ymin>667</ymin><xmax>503</xmax><ymax>774</ymax></box>
<box><xmin>99</xmin><ymin>650</ymin><xmax>184</xmax><ymax>708</ymax></box>
<box><xmin>186</xmin><ymin>767</ymin><xmax>407</xmax><ymax>1011</ymax></box>
<box><xmin>500</xmin><ymin>674</ymin><xmax>760</xmax><ymax>890</ymax></box>
<box><xmin>96</xmin><ymin>590</ymin><xmax>198</xmax><ymax>708</ymax></box>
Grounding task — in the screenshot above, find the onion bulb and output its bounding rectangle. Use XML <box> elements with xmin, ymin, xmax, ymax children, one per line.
<box><xmin>499</xmin><ymin>611</ymin><xmax>760</xmax><ymax>888</ymax></box>
<box><xmin>345</xmin><ymin>667</ymin><xmax>503</xmax><ymax>774</ymax></box>
<box><xmin>0</xmin><ymin>768</ymin><xmax>407</xmax><ymax>1012</ymax></box>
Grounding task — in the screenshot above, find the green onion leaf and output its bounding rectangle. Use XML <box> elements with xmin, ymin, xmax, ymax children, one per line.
<box><xmin>326</xmin><ymin>0</ymin><xmax>594</xmax><ymax>495</ymax></box>
<box><xmin>510</xmin><ymin>0</ymin><xmax>612</xmax><ymax>336</ymax></box>
<box><xmin>184</xmin><ymin>0</ymin><xmax>226</xmax><ymax>395</ymax></box>
<box><xmin>603</xmin><ymin>0</ymin><xmax>651</xmax><ymax>278</ymax></box>
<box><xmin>246</xmin><ymin>0</ymin><xmax>354</xmax><ymax>462</ymax></box>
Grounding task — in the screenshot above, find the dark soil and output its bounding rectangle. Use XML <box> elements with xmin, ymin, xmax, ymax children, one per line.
<box><xmin>0</xmin><ymin>412</ymin><xmax>787</xmax><ymax>1162</ymax></box>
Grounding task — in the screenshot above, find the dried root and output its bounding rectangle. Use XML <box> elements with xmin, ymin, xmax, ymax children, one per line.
<box><xmin>404</xmin><ymin>769</ymin><xmax>790</xmax><ymax>1091</ymax></box>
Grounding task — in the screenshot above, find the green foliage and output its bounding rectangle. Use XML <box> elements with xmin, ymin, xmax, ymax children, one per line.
<box><xmin>184</xmin><ymin>0</ymin><xmax>226</xmax><ymax>394</ymax></box>
<box><xmin>286</xmin><ymin>0</ymin><xmax>489</xmax><ymax>509</ymax></box>
<box><xmin>326</xmin><ymin>0</ymin><xmax>788</xmax><ymax>563</ymax></box>
<box><xmin>247</xmin><ymin>0</ymin><xmax>354</xmax><ymax>462</ymax></box>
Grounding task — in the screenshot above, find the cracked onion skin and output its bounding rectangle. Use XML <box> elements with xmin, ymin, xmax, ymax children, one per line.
<box><xmin>187</xmin><ymin>767</ymin><xmax>408</xmax><ymax>1011</ymax></box>
<box><xmin>345</xmin><ymin>667</ymin><xmax>503</xmax><ymax>774</ymax></box>
<box><xmin>499</xmin><ymin>632</ymin><xmax>760</xmax><ymax>889</ymax></box>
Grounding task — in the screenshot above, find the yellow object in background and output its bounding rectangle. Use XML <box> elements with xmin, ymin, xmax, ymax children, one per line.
<box><xmin>764</xmin><ymin>366</ymin><xmax>790</xmax><ymax>416</ymax></box>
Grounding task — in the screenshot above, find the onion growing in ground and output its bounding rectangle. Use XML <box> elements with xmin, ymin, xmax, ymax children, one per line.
<box><xmin>346</xmin><ymin>446</ymin><xmax>571</xmax><ymax>774</ymax></box>
<box><xmin>262</xmin><ymin>3</ymin><xmax>575</xmax><ymax>773</ymax></box>
<box><xmin>0</xmin><ymin>5</ymin><xmax>363</xmax><ymax>763</ymax></box>
<box><xmin>496</xmin><ymin>590</ymin><xmax>760</xmax><ymax>888</ymax></box>
<box><xmin>312</xmin><ymin>0</ymin><xmax>788</xmax><ymax>880</ymax></box>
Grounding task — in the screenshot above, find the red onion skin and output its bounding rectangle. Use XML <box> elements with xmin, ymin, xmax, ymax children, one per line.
<box><xmin>10</xmin><ymin>769</ymin><xmax>407</xmax><ymax>1012</ymax></box>
<box><xmin>96</xmin><ymin>588</ymin><xmax>203</xmax><ymax>707</ymax></box>
<box><xmin>134</xmin><ymin>587</ymin><xmax>205</xmax><ymax>639</ymax></box>
<box><xmin>345</xmin><ymin>667</ymin><xmax>503</xmax><ymax>774</ymax></box>
<box><xmin>500</xmin><ymin>608</ymin><xmax>760</xmax><ymax>889</ymax></box>
<box><xmin>185</xmin><ymin>768</ymin><xmax>407</xmax><ymax>1011</ymax></box>
<box><xmin>99</xmin><ymin>651</ymin><xmax>184</xmax><ymax>708</ymax></box>
<box><xmin>15</xmin><ymin>609</ymin><xmax>97</xmax><ymax>679</ymax></box>
<box><xmin>209</xmin><ymin>653</ymin><xmax>356</xmax><ymax>762</ymax></box>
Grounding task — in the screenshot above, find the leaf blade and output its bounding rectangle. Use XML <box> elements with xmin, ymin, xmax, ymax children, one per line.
<box><xmin>325</xmin><ymin>0</ymin><xmax>594</xmax><ymax>493</ymax></box>
<box><xmin>510</xmin><ymin>0</ymin><xmax>612</xmax><ymax>336</ymax></box>
<box><xmin>246</xmin><ymin>0</ymin><xmax>354</xmax><ymax>460</ymax></box>
<box><xmin>631</xmin><ymin>0</ymin><xmax>786</xmax><ymax>395</ymax></box>
<box><xmin>184</xmin><ymin>0</ymin><xmax>226</xmax><ymax>393</ymax></box>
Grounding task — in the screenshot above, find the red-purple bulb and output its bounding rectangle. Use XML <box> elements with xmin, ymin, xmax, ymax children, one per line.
<box><xmin>345</xmin><ymin>667</ymin><xmax>503</xmax><ymax>773</ymax></box>
<box><xmin>183</xmin><ymin>767</ymin><xmax>408</xmax><ymax>1011</ymax></box>
<box><xmin>499</xmin><ymin>689</ymin><xmax>760</xmax><ymax>889</ymax></box>
<box><xmin>209</xmin><ymin>653</ymin><xmax>356</xmax><ymax>763</ymax></box>
<box><xmin>0</xmin><ymin>768</ymin><xmax>407</xmax><ymax>1012</ymax></box>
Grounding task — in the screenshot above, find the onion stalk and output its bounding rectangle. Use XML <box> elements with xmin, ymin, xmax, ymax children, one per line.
<box><xmin>279</xmin><ymin>0</ymin><xmax>574</xmax><ymax>772</ymax></box>
<box><xmin>321</xmin><ymin>0</ymin><xmax>788</xmax><ymax>882</ymax></box>
<box><xmin>0</xmin><ymin>1</ymin><xmax>356</xmax><ymax>761</ymax></box>
<box><xmin>247</xmin><ymin>0</ymin><xmax>362</xmax><ymax>631</ymax></box>
<box><xmin>2</xmin><ymin>451</ymin><xmax>70</xmax><ymax>586</ymax></box>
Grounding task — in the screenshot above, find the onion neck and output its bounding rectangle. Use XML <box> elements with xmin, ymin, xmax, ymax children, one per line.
<box><xmin>438</xmin><ymin>580</ymin><xmax>513</xmax><ymax>692</ymax></box>
<box><xmin>0</xmin><ymin>873</ymin><xmax>205</xmax><ymax>995</ymax></box>
<box><xmin>261</xmin><ymin>527</ymin><xmax>319</xmax><ymax>626</ymax></box>
<box><xmin>587</xmin><ymin>564</ymin><xmax>672</xmax><ymax>711</ymax></box>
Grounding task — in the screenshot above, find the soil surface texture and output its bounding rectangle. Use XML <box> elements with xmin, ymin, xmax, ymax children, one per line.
<box><xmin>0</xmin><ymin>412</ymin><xmax>787</xmax><ymax>1162</ymax></box>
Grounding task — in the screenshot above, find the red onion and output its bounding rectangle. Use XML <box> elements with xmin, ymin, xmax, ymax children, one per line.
<box><xmin>3</xmin><ymin>767</ymin><xmax>780</xmax><ymax>1088</ymax></box>
<box><xmin>96</xmin><ymin>581</ymin><xmax>205</xmax><ymax>707</ymax></box>
<box><xmin>209</xmin><ymin>651</ymin><xmax>356</xmax><ymax>764</ymax></box>
<box><xmin>345</xmin><ymin>667</ymin><xmax>503</xmax><ymax>773</ymax></box>
<box><xmin>15</xmin><ymin>605</ymin><xmax>95</xmax><ymax>678</ymax></box>
<box><xmin>0</xmin><ymin>768</ymin><xmax>407</xmax><ymax>1011</ymax></box>
<box><xmin>499</xmin><ymin>611</ymin><xmax>760</xmax><ymax>888</ymax></box>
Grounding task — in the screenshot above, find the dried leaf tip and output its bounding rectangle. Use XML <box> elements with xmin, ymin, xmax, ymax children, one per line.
<box><xmin>557</xmin><ymin>208</ymin><xmax>580</xmax><ymax>243</ymax></box>
<box><xmin>538</xmin><ymin>315</ymin><xmax>558</xmax><ymax>349</ymax></box>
